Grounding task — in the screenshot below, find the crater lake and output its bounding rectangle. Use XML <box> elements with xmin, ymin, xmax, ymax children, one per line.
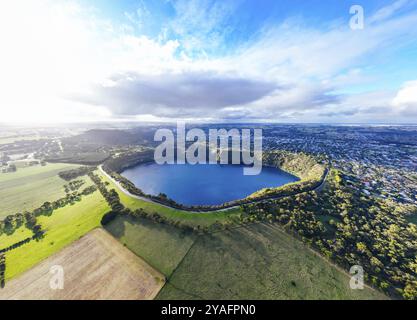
<box><xmin>121</xmin><ymin>163</ymin><xmax>299</xmax><ymax>206</ymax></box>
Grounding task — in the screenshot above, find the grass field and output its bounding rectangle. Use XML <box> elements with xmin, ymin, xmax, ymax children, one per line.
<box><xmin>157</xmin><ymin>222</ymin><xmax>387</xmax><ymax>300</ymax></box>
<box><xmin>3</xmin><ymin>191</ymin><xmax>110</xmax><ymax>280</ymax></box>
<box><xmin>98</xmin><ymin>171</ymin><xmax>243</xmax><ymax>227</ymax></box>
<box><xmin>0</xmin><ymin>163</ymin><xmax>83</xmax><ymax>219</ymax></box>
<box><xmin>105</xmin><ymin>215</ymin><xmax>196</xmax><ymax>277</ymax></box>
<box><xmin>0</xmin><ymin>229</ymin><xmax>165</xmax><ymax>300</ymax></box>
<box><xmin>105</xmin><ymin>211</ymin><xmax>386</xmax><ymax>300</ymax></box>
<box><xmin>0</xmin><ymin>225</ymin><xmax>33</xmax><ymax>251</ymax></box>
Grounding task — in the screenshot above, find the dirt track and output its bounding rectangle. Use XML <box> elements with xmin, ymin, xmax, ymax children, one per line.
<box><xmin>0</xmin><ymin>228</ymin><xmax>165</xmax><ymax>300</ymax></box>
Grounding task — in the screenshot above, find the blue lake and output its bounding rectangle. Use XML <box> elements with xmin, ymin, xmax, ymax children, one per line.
<box><xmin>121</xmin><ymin>163</ymin><xmax>299</xmax><ymax>206</ymax></box>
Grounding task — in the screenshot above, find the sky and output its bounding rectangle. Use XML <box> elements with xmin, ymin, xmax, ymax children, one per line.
<box><xmin>0</xmin><ymin>0</ymin><xmax>417</xmax><ymax>124</ymax></box>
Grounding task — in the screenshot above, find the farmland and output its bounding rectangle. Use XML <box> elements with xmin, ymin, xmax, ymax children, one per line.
<box><xmin>0</xmin><ymin>163</ymin><xmax>82</xmax><ymax>219</ymax></box>
<box><xmin>0</xmin><ymin>151</ymin><xmax>392</xmax><ymax>300</ymax></box>
<box><xmin>157</xmin><ymin>222</ymin><xmax>387</xmax><ymax>300</ymax></box>
<box><xmin>0</xmin><ymin>163</ymin><xmax>392</xmax><ymax>300</ymax></box>
<box><xmin>3</xmin><ymin>190</ymin><xmax>110</xmax><ymax>280</ymax></box>
<box><xmin>0</xmin><ymin>229</ymin><xmax>164</xmax><ymax>300</ymax></box>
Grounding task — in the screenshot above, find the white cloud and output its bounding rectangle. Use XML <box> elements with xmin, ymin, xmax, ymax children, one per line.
<box><xmin>392</xmin><ymin>80</ymin><xmax>417</xmax><ymax>116</ymax></box>
<box><xmin>210</xmin><ymin>11</ymin><xmax>417</xmax><ymax>82</ymax></box>
<box><xmin>74</xmin><ymin>71</ymin><xmax>277</xmax><ymax>117</ymax></box>
<box><xmin>0</xmin><ymin>1</ymin><xmax>114</xmax><ymax>122</ymax></box>
<box><xmin>0</xmin><ymin>0</ymin><xmax>187</xmax><ymax>122</ymax></box>
<box><xmin>1</xmin><ymin>0</ymin><xmax>417</xmax><ymax>123</ymax></box>
<box><xmin>369</xmin><ymin>0</ymin><xmax>411</xmax><ymax>23</ymax></box>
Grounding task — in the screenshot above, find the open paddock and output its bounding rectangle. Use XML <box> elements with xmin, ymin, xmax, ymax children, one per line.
<box><xmin>0</xmin><ymin>228</ymin><xmax>165</xmax><ymax>300</ymax></box>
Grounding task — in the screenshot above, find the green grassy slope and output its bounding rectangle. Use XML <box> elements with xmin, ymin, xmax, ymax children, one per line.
<box><xmin>0</xmin><ymin>163</ymin><xmax>81</xmax><ymax>219</ymax></box>
<box><xmin>157</xmin><ymin>222</ymin><xmax>387</xmax><ymax>300</ymax></box>
<box><xmin>105</xmin><ymin>215</ymin><xmax>196</xmax><ymax>277</ymax></box>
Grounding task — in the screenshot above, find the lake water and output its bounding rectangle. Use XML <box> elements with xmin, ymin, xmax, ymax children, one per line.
<box><xmin>121</xmin><ymin>163</ymin><xmax>299</xmax><ymax>206</ymax></box>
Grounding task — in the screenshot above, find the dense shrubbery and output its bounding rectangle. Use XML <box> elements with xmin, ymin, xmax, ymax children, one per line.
<box><xmin>129</xmin><ymin>208</ymin><xmax>198</xmax><ymax>234</ymax></box>
<box><xmin>0</xmin><ymin>214</ymin><xmax>25</xmax><ymax>236</ymax></box>
<box><xmin>89</xmin><ymin>171</ymin><xmax>131</xmax><ymax>227</ymax></box>
<box><xmin>0</xmin><ymin>212</ymin><xmax>43</xmax><ymax>240</ymax></box>
<box><xmin>242</xmin><ymin>169</ymin><xmax>417</xmax><ymax>300</ymax></box>
<box><xmin>64</xmin><ymin>180</ymin><xmax>85</xmax><ymax>193</ymax></box>
<box><xmin>81</xmin><ymin>185</ymin><xmax>97</xmax><ymax>196</ymax></box>
<box><xmin>0</xmin><ymin>254</ymin><xmax>5</xmax><ymax>288</ymax></box>
<box><xmin>88</xmin><ymin>172</ymin><xmax>124</xmax><ymax>212</ymax></box>
<box><xmin>0</xmin><ymin>211</ymin><xmax>44</xmax><ymax>256</ymax></box>
<box><xmin>46</xmin><ymin>152</ymin><xmax>109</xmax><ymax>165</ymax></box>
<box><xmin>103</xmin><ymin>149</ymin><xmax>154</xmax><ymax>173</ymax></box>
<box><xmin>248</xmin><ymin>150</ymin><xmax>326</xmax><ymax>199</ymax></box>
<box><xmin>58</xmin><ymin>166</ymin><xmax>94</xmax><ymax>181</ymax></box>
<box><xmin>263</xmin><ymin>150</ymin><xmax>326</xmax><ymax>179</ymax></box>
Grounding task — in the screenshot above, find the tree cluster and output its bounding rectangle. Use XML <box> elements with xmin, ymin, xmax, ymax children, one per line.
<box><xmin>58</xmin><ymin>166</ymin><xmax>94</xmax><ymax>181</ymax></box>
<box><xmin>0</xmin><ymin>254</ymin><xmax>5</xmax><ymax>288</ymax></box>
<box><xmin>64</xmin><ymin>179</ymin><xmax>85</xmax><ymax>193</ymax></box>
<box><xmin>242</xmin><ymin>169</ymin><xmax>417</xmax><ymax>300</ymax></box>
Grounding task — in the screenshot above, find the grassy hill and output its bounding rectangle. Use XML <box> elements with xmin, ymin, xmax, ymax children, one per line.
<box><xmin>105</xmin><ymin>211</ymin><xmax>386</xmax><ymax>300</ymax></box>
<box><xmin>157</xmin><ymin>222</ymin><xmax>386</xmax><ymax>300</ymax></box>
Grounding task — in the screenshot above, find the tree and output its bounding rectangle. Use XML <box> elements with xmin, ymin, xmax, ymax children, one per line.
<box><xmin>403</xmin><ymin>281</ymin><xmax>417</xmax><ymax>300</ymax></box>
